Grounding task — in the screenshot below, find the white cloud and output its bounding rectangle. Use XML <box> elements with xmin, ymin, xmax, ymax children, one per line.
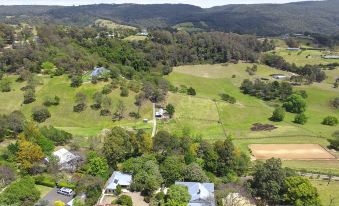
<box><xmin>0</xmin><ymin>0</ymin><xmax>321</xmax><ymax>8</ymax></box>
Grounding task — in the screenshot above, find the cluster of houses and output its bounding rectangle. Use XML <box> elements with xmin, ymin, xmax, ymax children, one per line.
<box><xmin>99</xmin><ymin>171</ymin><xmax>216</xmax><ymax>206</ymax></box>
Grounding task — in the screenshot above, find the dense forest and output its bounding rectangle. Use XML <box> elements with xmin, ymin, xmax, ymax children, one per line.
<box><xmin>1</xmin><ymin>0</ymin><xmax>339</xmax><ymax>35</ymax></box>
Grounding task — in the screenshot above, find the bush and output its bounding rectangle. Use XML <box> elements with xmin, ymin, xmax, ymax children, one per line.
<box><xmin>100</xmin><ymin>109</ymin><xmax>111</xmax><ymax>116</ymax></box>
<box><xmin>32</xmin><ymin>106</ymin><xmax>51</xmax><ymax>123</ymax></box>
<box><xmin>23</xmin><ymin>89</ymin><xmax>36</xmax><ymax>104</ymax></box>
<box><xmin>322</xmin><ymin>116</ymin><xmax>338</xmax><ymax>126</ymax></box>
<box><xmin>34</xmin><ymin>175</ymin><xmax>56</xmax><ymax>187</ymax></box>
<box><xmin>270</xmin><ymin>107</ymin><xmax>285</xmax><ymax>122</ymax></box>
<box><xmin>283</xmin><ymin>94</ymin><xmax>306</xmax><ymax>113</ymax></box>
<box><xmin>120</xmin><ymin>86</ymin><xmax>129</xmax><ymax>97</ymax></box>
<box><xmin>102</xmin><ymin>85</ymin><xmax>112</xmax><ymax>94</ymax></box>
<box><xmin>162</xmin><ymin>65</ymin><xmax>173</xmax><ymax>75</ymax></box>
<box><xmin>129</xmin><ymin>112</ymin><xmax>140</xmax><ymax>119</ymax></box>
<box><xmin>115</xmin><ymin>195</ymin><xmax>132</xmax><ymax>206</ymax></box>
<box><xmin>294</xmin><ymin>113</ymin><xmax>307</xmax><ymax>125</ymax></box>
<box><xmin>73</xmin><ymin>103</ymin><xmax>86</xmax><ymax>112</ymax></box>
<box><xmin>332</xmin><ymin>97</ymin><xmax>339</xmax><ymax>109</ymax></box>
<box><xmin>43</xmin><ymin>96</ymin><xmax>60</xmax><ymax>106</ymax></box>
<box><xmin>220</xmin><ymin>93</ymin><xmax>236</xmax><ymax>104</ymax></box>
<box><xmin>0</xmin><ymin>78</ymin><xmax>11</xmax><ymax>92</ymax></box>
<box><xmin>187</xmin><ymin>87</ymin><xmax>196</xmax><ymax>96</ymax></box>
<box><xmin>57</xmin><ymin>181</ymin><xmax>76</xmax><ymax>190</ymax></box>
<box><xmin>116</xmin><ymin>185</ymin><xmax>122</xmax><ymax>195</ymax></box>
<box><xmin>70</xmin><ymin>75</ymin><xmax>83</xmax><ymax>87</ymax></box>
<box><xmin>40</xmin><ymin>126</ymin><xmax>73</xmax><ymax>145</ymax></box>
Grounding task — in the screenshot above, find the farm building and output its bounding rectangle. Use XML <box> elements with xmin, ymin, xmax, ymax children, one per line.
<box><xmin>137</xmin><ymin>29</ymin><xmax>149</xmax><ymax>36</ymax></box>
<box><xmin>271</xmin><ymin>74</ymin><xmax>288</xmax><ymax>80</ymax></box>
<box><xmin>286</xmin><ymin>47</ymin><xmax>301</xmax><ymax>51</ymax></box>
<box><xmin>105</xmin><ymin>171</ymin><xmax>132</xmax><ymax>194</ymax></box>
<box><xmin>322</xmin><ymin>55</ymin><xmax>339</xmax><ymax>59</ymax></box>
<box><xmin>155</xmin><ymin>108</ymin><xmax>164</xmax><ymax>118</ymax></box>
<box><xmin>91</xmin><ymin>67</ymin><xmax>109</xmax><ymax>77</ymax></box>
<box><xmin>175</xmin><ymin>182</ymin><xmax>215</xmax><ymax>206</ymax></box>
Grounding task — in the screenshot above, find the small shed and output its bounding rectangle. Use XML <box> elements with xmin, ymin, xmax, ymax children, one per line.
<box><xmin>91</xmin><ymin>67</ymin><xmax>109</xmax><ymax>77</ymax></box>
<box><xmin>155</xmin><ymin>108</ymin><xmax>164</xmax><ymax>118</ymax></box>
<box><xmin>287</xmin><ymin>47</ymin><xmax>301</xmax><ymax>51</ymax></box>
<box><xmin>271</xmin><ymin>74</ymin><xmax>288</xmax><ymax>80</ymax></box>
<box><xmin>323</xmin><ymin>55</ymin><xmax>339</xmax><ymax>59</ymax></box>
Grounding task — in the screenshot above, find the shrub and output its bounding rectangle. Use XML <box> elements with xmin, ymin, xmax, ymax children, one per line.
<box><xmin>162</xmin><ymin>65</ymin><xmax>173</xmax><ymax>75</ymax></box>
<box><xmin>220</xmin><ymin>93</ymin><xmax>236</xmax><ymax>104</ymax></box>
<box><xmin>115</xmin><ymin>195</ymin><xmax>132</xmax><ymax>206</ymax></box>
<box><xmin>70</xmin><ymin>75</ymin><xmax>83</xmax><ymax>88</ymax></box>
<box><xmin>283</xmin><ymin>94</ymin><xmax>306</xmax><ymax>113</ymax></box>
<box><xmin>120</xmin><ymin>86</ymin><xmax>129</xmax><ymax>97</ymax></box>
<box><xmin>57</xmin><ymin>181</ymin><xmax>76</xmax><ymax>190</ymax></box>
<box><xmin>294</xmin><ymin>113</ymin><xmax>307</xmax><ymax>125</ymax></box>
<box><xmin>102</xmin><ymin>84</ymin><xmax>112</xmax><ymax>94</ymax></box>
<box><xmin>40</xmin><ymin>126</ymin><xmax>73</xmax><ymax>145</ymax></box>
<box><xmin>187</xmin><ymin>87</ymin><xmax>196</xmax><ymax>96</ymax></box>
<box><xmin>34</xmin><ymin>175</ymin><xmax>56</xmax><ymax>187</ymax></box>
<box><xmin>100</xmin><ymin>109</ymin><xmax>111</xmax><ymax>116</ymax></box>
<box><xmin>116</xmin><ymin>185</ymin><xmax>122</xmax><ymax>195</ymax></box>
<box><xmin>0</xmin><ymin>78</ymin><xmax>11</xmax><ymax>92</ymax></box>
<box><xmin>129</xmin><ymin>112</ymin><xmax>140</xmax><ymax>119</ymax></box>
<box><xmin>332</xmin><ymin>97</ymin><xmax>339</xmax><ymax>109</ymax></box>
<box><xmin>322</xmin><ymin>116</ymin><xmax>338</xmax><ymax>126</ymax></box>
<box><xmin>43</xmin><ymin>96</ymin><xmax>60</xmax><ymax>106</ymax></box>
<box><xmin>23</xmin><ymin>89</ymin><xmax>36</xmax><ymax>104</ymax></box>
<box><xmin>32</xmin><ymin>106</ymin><xmax>51</xmax><ymax>123</ymax></box>
<box><xmin>73</xmin><ymin>103</ymin><xmax>86</xmax><ymax>112</ymax></box>
<box><xmin>270</xmin><ymin>107</ymin><xmax>285</xmax><ymax>122</ymax></box>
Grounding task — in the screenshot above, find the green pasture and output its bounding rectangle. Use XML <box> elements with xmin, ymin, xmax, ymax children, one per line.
<box><xmin>0</xmin><ymin>75</ymin><xmax>153</xmax><ymax>137</ymax></box>
<box><xmin>273</xmin><ymin>48</ymin><xmax>339</xmax><ymax>66</ymax></box>
<box><xmin>310</xmin><ymin>179</ymin><xmax>339</xmax><ymax>206</ymax></box>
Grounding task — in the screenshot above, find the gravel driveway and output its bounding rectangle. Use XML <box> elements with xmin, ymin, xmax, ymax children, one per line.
<box><xmin>39</xmin><ymin>188</ymin><xmax>73</xmax><ymax>206</ymax></box>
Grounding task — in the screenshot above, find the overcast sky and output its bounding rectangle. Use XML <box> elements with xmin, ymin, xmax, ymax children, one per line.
<box><xmin>0</xmin><ymin>0</ymin><xmax>321</xmax><ymax>8</ymax></box>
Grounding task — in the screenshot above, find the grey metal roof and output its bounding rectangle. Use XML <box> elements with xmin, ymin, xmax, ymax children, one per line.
<box><xmin>175</xmin><ymin>182</ymin><xmax>215</xmax><ymax>206</ymax></box>
<box><xmin>106</xmin><ymin>171</ymin><xmax>132</xmax><ymax>190</ymax></box>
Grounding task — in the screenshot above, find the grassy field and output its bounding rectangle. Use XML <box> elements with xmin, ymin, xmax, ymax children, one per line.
<box><xmin>94</xmin><ymin>19</ymin><xmax>137</xmax><ymax>31</ymax></box>
<box><xmin>164</xmin><ymin>63</ymin><xmax>338</xmax><ymax>141</ymax></box>
<box><xmin>310</xmin><ymin>179</ymin><xmax>339</xmax><ymax>206</ymax></box>
<box><xmin>273</xmin><ymin>48</ymin><xmax>339</xmax><ymax>66</ymax></box>
<box><xmin>0</xmin><ymin>75</ymin><xmax>153</xmax><ymax>137</ymax></box>
<box><xmin>124</xmin><ymin>35</ymin><xmax>148</xmax><ymax>42</ymax></box>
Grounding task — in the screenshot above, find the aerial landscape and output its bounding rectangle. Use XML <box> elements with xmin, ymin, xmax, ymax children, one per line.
<box><xmin>0</xmin><ymin>0</ymin><xmax>338</xmax><ymax>206</ymax></box>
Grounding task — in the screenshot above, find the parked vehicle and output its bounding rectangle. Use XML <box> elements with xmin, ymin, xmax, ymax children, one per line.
<box><xmin>57</xmin><ymin>187</ymin><xmax>74</xmax><ymax>196</ymax></box>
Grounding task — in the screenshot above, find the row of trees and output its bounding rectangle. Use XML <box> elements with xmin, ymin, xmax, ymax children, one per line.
<box><xmin>247</xmin><ymin>158</ymin><xmax>320</xmax><ymax>206</ymax></box>
<box><xmin>262</xmin><ymin>54</ymin><xmax>327</xmax><ymax>83</ymax></box>
<box><xmin>240</xmin><ymin>79</ymin><xmax>293</xmax><ymax>101</ymax></box>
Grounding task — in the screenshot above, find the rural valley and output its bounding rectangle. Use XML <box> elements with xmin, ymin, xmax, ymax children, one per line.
<box><xmin>0</xmin><ymin>1</ymin><xmax>338</xmax><ymax>206</ymax></box>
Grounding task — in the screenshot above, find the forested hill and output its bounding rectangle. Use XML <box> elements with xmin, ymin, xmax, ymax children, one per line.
<box><xmin>1</xmin><ymin>0</ymin><xmax>339</xmax><ymax>35</ymax></box>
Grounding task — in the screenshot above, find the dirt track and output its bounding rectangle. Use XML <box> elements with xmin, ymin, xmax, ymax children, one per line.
<box><xmin>249</xmin><ymin>144</ymin><xmax>336</xmax><ymax>160</ymax></box>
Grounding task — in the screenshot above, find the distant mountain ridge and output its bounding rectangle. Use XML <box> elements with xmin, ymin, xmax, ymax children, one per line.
<box><xmin>1</xmin><ymin>0</ymin><xmax>339</xmax><ymax>36</ymax></box>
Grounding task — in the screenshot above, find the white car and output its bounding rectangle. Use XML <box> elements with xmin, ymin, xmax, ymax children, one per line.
<box><xmin>57</xmin><ymin>187</ymin><xmax>74</xmax><ymax>196</ymax></box>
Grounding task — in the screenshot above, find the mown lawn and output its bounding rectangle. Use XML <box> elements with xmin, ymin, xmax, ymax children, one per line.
<box><xmin>36</xmin><ymin>185</ymin><xmax>54</xmax><ymax>198</ymax></box>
